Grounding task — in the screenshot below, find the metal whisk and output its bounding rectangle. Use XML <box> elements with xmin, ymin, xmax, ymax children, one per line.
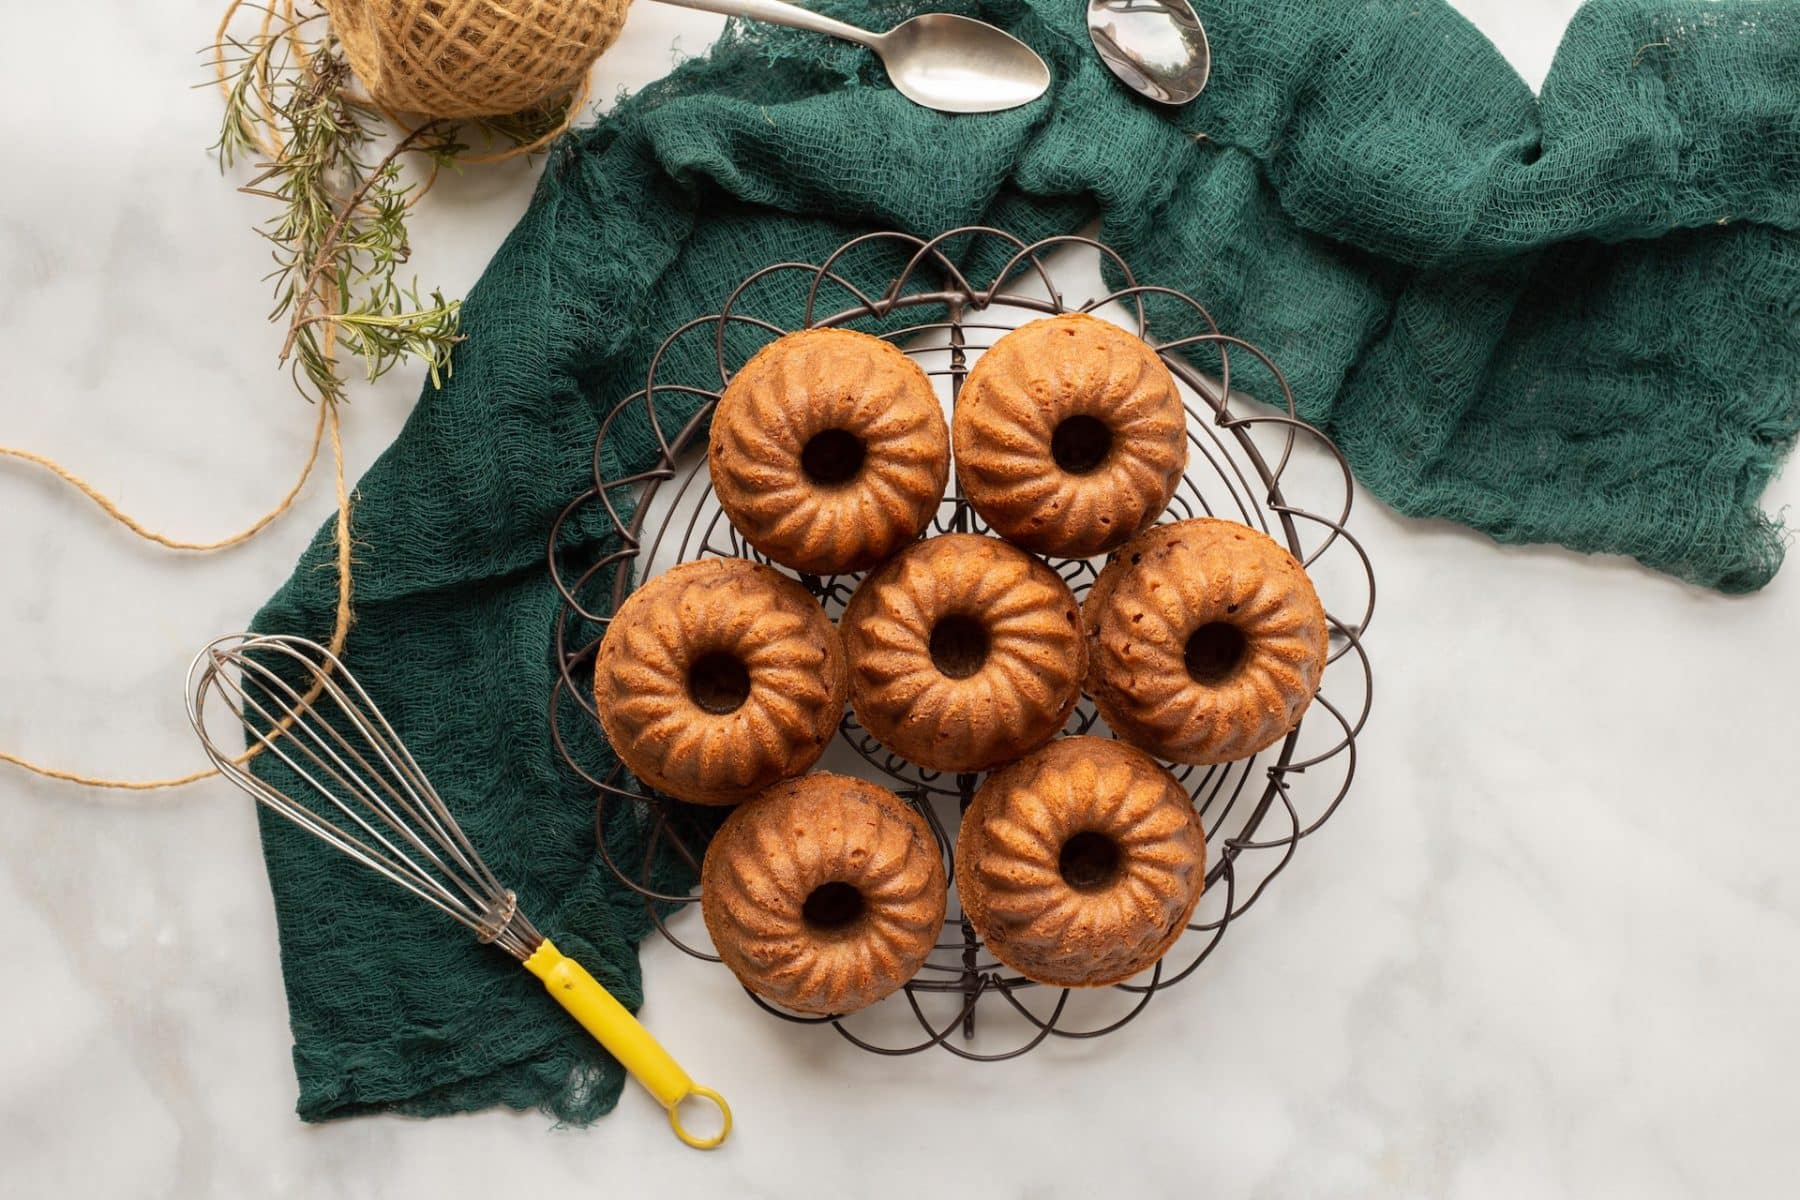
<box><xmin>186</xmin><ymin>632</ymin><xmax>730</xmax><ymax>1149</ymax></box>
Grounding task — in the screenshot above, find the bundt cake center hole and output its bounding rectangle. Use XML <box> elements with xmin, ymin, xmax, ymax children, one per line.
<box><xmin>928</xmin><ymin>614</ymin><xmax>991</xmax><ymax>679</ymax></box>
<box><xmin>1050</xmin><ymin>414</ymin><xmax>1114</xmax><ymax>475</ymax></box>
<box><xmin>1185</xmin><ymin>621</ymin><xmax>1249</xmax><ymax>684</ymax></box>
<box><xmin>800</xmin><ymin>427</ymin><xmax>867</xmax><ymax>486</ymax></box>
<box><xmin>686</xmin><ymin>650</ymin><xmax>751</xmax><ymax>714</ymax></box>
<box><xmin>1058</xmin><ymin>831</ymin><xmax>1124</xmax><ymax>892</ymax></box>
<box><xmin>801</xmin><ymin>881</ymin><xmax>866</xmax><ymax>932</ymax></box>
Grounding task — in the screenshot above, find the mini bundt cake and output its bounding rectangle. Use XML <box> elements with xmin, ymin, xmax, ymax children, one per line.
<box><xmin>957</xmin><ymin>737</ymin><xmax>1206</xmax><ymax>987</ymax></box>
<box><xmin>953</xmin><ymin>313</ymin><xmax>1187</xmax><ymax>559</ymax></box>
<box><xmin>709</xmin><ymin>328</ymin><xmax>950</xmax><ymax>575</ymax></box>
<box><xmin>841</xmin><ymin>533</ymin><xmax>1086</xmax><ymax>773</ymax></box>
<box><xmin>594</xmin><ymin>557</ymin><xmax>847</xmax><ymax>805</ymax></box>
<box><xmin>701</xmin><ymin>773</ymin><xmax>947</xmax><ymax>1015</ymax></box>
<box><xmin>1083</xmin><ymin>518</ymin><xmax>1330</xmax><ymax>765</ymax></box>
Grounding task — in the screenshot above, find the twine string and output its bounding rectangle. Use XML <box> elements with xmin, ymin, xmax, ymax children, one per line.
<box><xmin>0</xmin><ymin>403</ymin><xmax>326</xmax><ymax>552</ymax></box>
<box><xmin>0</xmin><ymin>398</ymin><xmax>352</xmax><ymax>790</ymax></box>
<box><xmin>2</xmin><ymin>0</ymin><xmax>589</xmax><ymax>792</ymax></box>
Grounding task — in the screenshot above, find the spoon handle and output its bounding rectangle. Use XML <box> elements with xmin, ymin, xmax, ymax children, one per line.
<box><xmin>651</xmin><ymin>0</ymin><xmax>882</xmax><ymax>50</ymax></box>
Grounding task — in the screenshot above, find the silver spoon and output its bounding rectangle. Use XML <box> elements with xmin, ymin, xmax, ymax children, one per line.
<box><xmin>653</xmin><ymin>0</ymin><xmax>1050</xmax><ymax>113</ymax></box>
<box><xmin>1087</xmin><ymin>0</ymin><xmax>1211</xmax><ymax>105</ymax></box>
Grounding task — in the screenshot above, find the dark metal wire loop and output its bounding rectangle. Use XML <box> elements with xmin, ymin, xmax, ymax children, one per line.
<box><xmin>545</xmin><ymin>228</ymin><xmax>1376</xmax><ymax>1059</ymax></box>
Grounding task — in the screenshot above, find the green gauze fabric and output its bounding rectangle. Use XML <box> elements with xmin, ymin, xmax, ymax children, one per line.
<box><xmin>249</xmin><ymin>0</ymin><xmax>1800</xmax><ymax>1123</ymax></box>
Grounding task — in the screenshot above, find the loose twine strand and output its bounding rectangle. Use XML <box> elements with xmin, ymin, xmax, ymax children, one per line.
<box><xmin>0</xmin><ymin>0</ymin><xmax>578</xmax><ymax>792</ymax></box>
<box><xmin>0</xmin><ymin>399</ymin><xmax>351</xmax><ymax>790</ymax></box>
<box><xmin>0</xmin><ymin>403</ymin><xmax>327</xmax><ymax>553</ymax></box>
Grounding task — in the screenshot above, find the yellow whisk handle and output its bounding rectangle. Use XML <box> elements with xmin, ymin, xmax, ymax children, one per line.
<box><xmin>523</xmin><ymin>938</ymin><xmax>731</xmax><ymax>1149</ymax></box>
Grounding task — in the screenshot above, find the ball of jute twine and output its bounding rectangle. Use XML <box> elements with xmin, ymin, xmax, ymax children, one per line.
<box><xmin>325</xmin><ymin>0</ymin><xmax>630</xmax><ymax>119</ymax></box>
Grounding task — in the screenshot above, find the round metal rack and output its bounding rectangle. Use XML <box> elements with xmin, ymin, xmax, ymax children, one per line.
<box><xmin>547</xmin><ymin>227</ymin><xmax>1375</xmax><ymax>1059</ymax></box>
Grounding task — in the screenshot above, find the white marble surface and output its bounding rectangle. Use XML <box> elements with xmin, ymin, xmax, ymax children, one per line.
<box><xmin>3</xmin><ymin>2</ymin><xmax>1797</xmax><ymax>1196</ymax></box>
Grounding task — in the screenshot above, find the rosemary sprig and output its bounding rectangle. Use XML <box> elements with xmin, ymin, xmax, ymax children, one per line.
<box><xmin>212</xmin><ymin>4</ymin><xmax>572</xmax><ymax>407</ymax></box>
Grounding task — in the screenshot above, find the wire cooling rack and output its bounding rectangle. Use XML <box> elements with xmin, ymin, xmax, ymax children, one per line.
<box><xmin>546</xmin><ymin>227</ymin><xmax>1375</xmax><ymax>1059</ymax></box>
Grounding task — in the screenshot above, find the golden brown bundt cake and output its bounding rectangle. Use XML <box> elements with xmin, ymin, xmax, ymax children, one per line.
<box><xmin>594</xmin><ymin>557</ymin><xmax>847</xmax><ymax>805</ymax></box>
<box><xmin>956</xmin><ymin>737</ymin><xmax>1207</xmax><ymax>987</ymax></box>
<box><xmin>701</xmin><ymin>773</ymin><xmax>947</xmax><ymax>1015</ymax></box>
<box><xmin>708</xmin><ymin>328</ymin><xmax>950</xmax><ymax>575</ymax></box>
<box><xmin>953</xmin><ymin>313</ymin><xmax>1187</xmax><ymax>559</ymax></box>
<box><xmin>840</xmin><ymin>533</ymin><xmax>1085</xmax><ymax>773</ymax></box>
<box><xmin>1083</xmin><ymin>518</ymin><xmax>1329</xmax><ymax>765</ymax></box>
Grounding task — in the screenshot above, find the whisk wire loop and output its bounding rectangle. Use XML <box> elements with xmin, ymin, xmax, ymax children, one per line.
<box><xmin>186</xmin><ymin>634</ymin><xmax>540</xmax><ymax>959</ymax></box>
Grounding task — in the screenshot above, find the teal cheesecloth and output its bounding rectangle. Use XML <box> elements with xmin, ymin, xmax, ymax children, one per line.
<box><xmin>248</xmin><ymin>0</ymin><xmax>1800</xmax><ymax>1123</ymax></box>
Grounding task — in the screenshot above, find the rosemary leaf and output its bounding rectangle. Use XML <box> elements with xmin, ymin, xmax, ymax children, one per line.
<box><xmin>211</xmin><ymin>4</ymin><xmax>568</xmax><ymax>409</ymax></box>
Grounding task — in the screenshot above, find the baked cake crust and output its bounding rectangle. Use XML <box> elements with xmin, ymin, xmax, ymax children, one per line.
<box><xmin>709</xmin><ymin>328</ymin><xmax>949</xmax><ymax>575</ymax></box>
<box><xmin>1083</xmin><ymin>519</ymin><xmax>1329</xmax><ymax>765</ymax></box>
<box><xmin>594</xmin><ymin>557</ymin><xmax>847</xmax><ymax>804</ymax></box>
<box><xmin>702</xmin><ymin>773</ymin><xmax>947</xmax><ymax>1015</ymax></box>
<box><xmin>954</xmin><ymin>313</ymin><xmax>1186</xmax><ymax>559</ymax></box>
<box><xmin>841</xmin><ymin>533</ymin><xmax>1086</xmax><ymax>773</ymax></box>
<box><xmin>956</xmin><ymin>737</ymin><xmax>1206</xmax><ymax>988</ymax></box>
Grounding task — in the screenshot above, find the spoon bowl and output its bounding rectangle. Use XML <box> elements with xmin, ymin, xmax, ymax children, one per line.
<box><xmin>1087</xmin><ymin>0</ymin><xmax>1211</xmax><ymax>106</ymax></box>
<box><xmin>653</xmin><ymin>0</ymin><xmax>1050</xmax><ymax>114</ymax></box>
<box><xmin>878</xmin><ymin>13</ymin><xmax>1052</xmax><ymax>114</ymax></box>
